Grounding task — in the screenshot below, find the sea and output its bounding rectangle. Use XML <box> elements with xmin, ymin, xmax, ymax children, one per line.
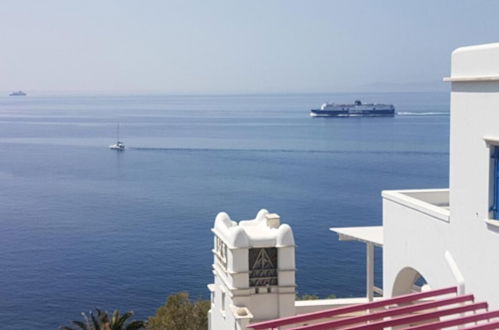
<box><xmin>0</xmin><ymin>92</ymin><xmax>450</xmax><ymax>329</ymax></box>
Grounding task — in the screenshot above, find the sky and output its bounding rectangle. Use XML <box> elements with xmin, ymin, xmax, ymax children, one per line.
<box><xmin>1</xmin><ymin>0</ymin><xmax>499</xmax><ymax>94</ymax></box>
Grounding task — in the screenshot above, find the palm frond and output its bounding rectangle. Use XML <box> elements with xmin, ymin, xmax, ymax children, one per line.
<box><xmin>90</xmin><ymin>311</ymin><xmax>100</xmax><ymax>330</ymax></box>
<box><xmin>72</xmin><ymin>320</ymin><xmax>89</xmax><ymax>329</ymax></box>
<box><xmin>125</xmin><ymin>320</ymin><xmax>145</xmax><ymax>330</ymax></box>
<box><xmin>81</xmin><ymin>312</ymin><xmax>93</xmax><ymax>330</ymax></box>
<box><xmin>97</xmin><ymin>308</ymin><xmax>109</xmax><ymax>325</ymax></box>
<box><xmin>115</xmin><ymin>311</ymin><xmax>133</xmax><ymax>328</ymax></box>
<box><xmin>111</xmin><ymin>309</ymin><xmax>120</xmax><ymax>326</ymax></box>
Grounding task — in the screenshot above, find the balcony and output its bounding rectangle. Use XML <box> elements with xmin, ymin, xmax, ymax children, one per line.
<box><xmin>382</xmin><ymin>188</ymin><xmax>450</xmax><ymax>223</ymax></box>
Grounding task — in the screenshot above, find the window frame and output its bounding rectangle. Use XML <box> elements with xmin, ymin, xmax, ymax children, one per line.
<box><xmin>491</xmin><ymin>146</ymin><xmax>499</xmax><ymax>219</ymax></box>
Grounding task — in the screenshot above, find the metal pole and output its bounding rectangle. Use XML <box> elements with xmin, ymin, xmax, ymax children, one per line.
<box><xmin>367</xmin><ymin>242</ymin><xmax>374</xmax><ymax>301</ymax></box>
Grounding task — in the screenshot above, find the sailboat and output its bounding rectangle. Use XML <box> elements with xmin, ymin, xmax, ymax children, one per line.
<box><xmin>109</xmin><ymin>123</ymin><xmax>125</xmax><ymax>151</ymax></box>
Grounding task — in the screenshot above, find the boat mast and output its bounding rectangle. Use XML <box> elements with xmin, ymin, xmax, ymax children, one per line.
<box><xmin>117</xmin><ymin>123</ymin><xmax>120</xmax><ymax>143</ymax></box>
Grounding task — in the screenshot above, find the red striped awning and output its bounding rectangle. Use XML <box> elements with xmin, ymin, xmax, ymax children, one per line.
<box><xmin>248</xmin><ymin>287</ymin><xmax>499</xmax><ymax>329</ymax></box>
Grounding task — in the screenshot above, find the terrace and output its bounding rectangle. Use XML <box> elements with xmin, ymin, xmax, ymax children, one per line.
<box><xmin>382</xmin><ymin>188</ymin><xmax>450</xmax><ymax>223</ymax></box>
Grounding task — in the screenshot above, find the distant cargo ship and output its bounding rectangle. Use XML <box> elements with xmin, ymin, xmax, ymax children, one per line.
<box><xmin>9</xmin><ymin>91</ymin><xmax>27</xmax><ymax>96</ymax></box>
<box><xmin>310</xmin><ymin>100</ymin><xmax>395</xmax><ymax>117</ymax></box>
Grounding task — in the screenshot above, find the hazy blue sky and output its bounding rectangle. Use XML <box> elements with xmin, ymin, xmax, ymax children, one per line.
<box><xmin>2</xmin><ymin>0</ymin><xmax>499</xmax><ymax>94</ymax></box>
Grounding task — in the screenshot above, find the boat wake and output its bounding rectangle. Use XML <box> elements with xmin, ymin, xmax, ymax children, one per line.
<box><xmin>130</xmin><ymin>147</ymin><xmax>447</xmax><ymax>156</ymax></box>
<box><xmin>397</xmin><ymin>111</ymin><xmax>449</xmax><ymax>116</ymax></box>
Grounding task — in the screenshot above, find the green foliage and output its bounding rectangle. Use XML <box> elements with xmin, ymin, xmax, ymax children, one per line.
<box><xmin>296</xmin><ymin>293</ymin><xmax>337</xmax><ymax>300</ymax></box>
<box><xmin>297</xmin><ymin>294</ymin><xmax>320</xmax><ymax>300</ymax></box>
<box><xmin>60</xmin><ymin>309</ymin><xmax>145</xmax><ymax>330</ymax></box>
<box><xmin>146</xmin><ymin>292</ymin><xmax>210</xmax><ymax>330</ymax></box>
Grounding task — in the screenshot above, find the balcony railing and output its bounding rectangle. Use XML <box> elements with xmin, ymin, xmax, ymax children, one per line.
<box><xmin>382</xmin><ymin>188</ymin><xmax>450</xmax><ymax>222</ymax></box>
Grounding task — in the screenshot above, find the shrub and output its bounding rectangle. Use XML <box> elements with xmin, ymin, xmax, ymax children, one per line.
<box><xmin>147</xmin><ymin>292</ymin><xmax>210</xmax><ymax>330</ymax></box>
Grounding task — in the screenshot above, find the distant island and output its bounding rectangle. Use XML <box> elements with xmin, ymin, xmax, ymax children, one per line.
<box><xmin>9</xmin><ymin>91</ymin><xmax>26</xmax><ymax>96</ymax></box>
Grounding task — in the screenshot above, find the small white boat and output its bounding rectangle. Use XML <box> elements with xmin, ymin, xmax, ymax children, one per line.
<box><xmin>109</xmin><ymin>123</ymin><xmax>125</xmax><ymax>151</ymax></box>
<box><xmin>9</xmin><ymin>90</ymin><xmax>27</xmax><ymax>96</ymax></box>
<box><xmin>109</xmin><ymin>141</ymin><xmax>125</xmax><ymax>151</ymax></box>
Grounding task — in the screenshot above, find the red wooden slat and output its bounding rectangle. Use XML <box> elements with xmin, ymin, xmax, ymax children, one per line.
<box><xmin>462</xmin><ymin>319</ymin><xmax>499</xmax><ymax>330</ymax></box>
<box><xmin>289</xmin><ymin>294</ymin><xmax>474</xmax><ymax>330</ymax></box>
<box><xmin>405</xmin><ymin>310</ymin><xmax>499</xmax><ymax>330</ymax></box>
<box><xmin>341</xmin><ymin>302</ymin><xmax>489</xmax><ymax>330</ymax></box>
<box><xmin>248</xmin><ymin>286</ymin><xmax>457</xmax><ymax>329</ymax></box>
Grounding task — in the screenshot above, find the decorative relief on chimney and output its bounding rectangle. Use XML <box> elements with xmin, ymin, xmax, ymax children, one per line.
<box><xmin>249</xmin><ymin>247</ymin><xmax>278</xmax><ymax>287</ymax></box>
<box><xmin>215</xmin><ymin>236</ymin><xmax>228</xmax><ymax>269</ymax></box>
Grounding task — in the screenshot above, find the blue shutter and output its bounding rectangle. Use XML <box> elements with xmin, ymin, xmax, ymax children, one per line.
<box><xmin>494</xmin><ymin>147</ymin><xmax>499</xmax><ymax>219</ymax></box>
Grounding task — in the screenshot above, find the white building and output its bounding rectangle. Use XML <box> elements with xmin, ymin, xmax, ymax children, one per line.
<box><xmin>211</xmin><ymin>42</ymin><xmax>499</xmax><ymax>329</ymax></box>
<box><xmin>383</xmin><ymin>41</ymin><xmax>499</xmax><ymax>302</ymax></box>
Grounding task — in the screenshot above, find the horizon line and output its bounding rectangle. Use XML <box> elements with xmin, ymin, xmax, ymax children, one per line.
<box><xmin>0</xmin><ymin>89</ymin><xmax>450</xmax><ymax>98</ymax></box>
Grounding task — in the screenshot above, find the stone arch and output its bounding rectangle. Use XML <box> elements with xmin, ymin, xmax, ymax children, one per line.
<box><xmin>392</xmin><ymin>266</ymin><xmax>429</xmax><ymax>296</ymax></box>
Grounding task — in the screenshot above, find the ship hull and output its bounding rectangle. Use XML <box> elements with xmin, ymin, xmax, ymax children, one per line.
<box><xmin>310</xmin><ymin>109</ymin><xmax>395</xmax><ymax>117</ymax></box>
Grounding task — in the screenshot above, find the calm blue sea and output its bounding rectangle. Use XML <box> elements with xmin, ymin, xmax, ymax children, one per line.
<box><xmin>0</xmin><ymin>92</ymin><xmax>449</xmax><ymax>329</ymax></box>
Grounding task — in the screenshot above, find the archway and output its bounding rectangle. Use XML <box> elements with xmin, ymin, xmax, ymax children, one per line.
<box><xmin>392</xmin><ymin>266</ymin><xmax>429</xmax><ymax>296</ymax></box>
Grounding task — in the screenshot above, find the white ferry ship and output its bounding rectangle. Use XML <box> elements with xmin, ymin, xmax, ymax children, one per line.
<box><xmin>310</xmin><ymin>100</ymin><xmax>395</xmax><ymax>117</ymax></box>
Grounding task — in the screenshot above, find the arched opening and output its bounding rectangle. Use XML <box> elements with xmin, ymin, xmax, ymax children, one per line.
<box><xmin>392</xmin><ymin>267</ymin><xmax>429</xmax><ymax>296</ymax></box>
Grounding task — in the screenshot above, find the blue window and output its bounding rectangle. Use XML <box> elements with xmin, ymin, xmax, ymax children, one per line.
<box><xmin>492</xmin><ymin>147</ymin><xmax>499</xmax><ymax>219</ymax></box>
